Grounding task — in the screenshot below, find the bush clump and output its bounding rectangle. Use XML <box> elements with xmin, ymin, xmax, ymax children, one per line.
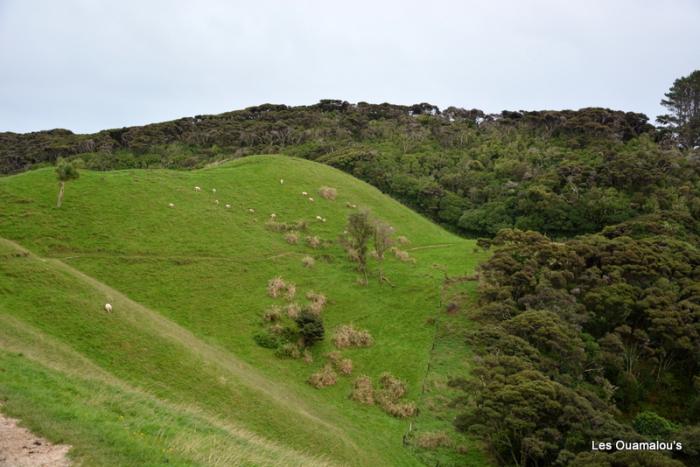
<box><xmin>306</xmin><ymin>291</ymin><xmax>327</xmax><ymax>315</ymax></box>
<box><xmin>285</xmin><ymin>302</ymin><xmax>301</xmax><ymax>319</ymax></box>
<box><xmin>318</xmin><ymin>186</ymin><xmax>337</xmax><ymax>200</ymax></box>
<box><xmin>284</xmin><ymin>231</ymin><xmax>299</xmax><ymax>244</ymax></box>
<box><xmin>295</xmin><ymin>311</ymin><xmax>325</xmax><ymax>346</ymax></box>
<box><xmin>332</xmin><ymin>324</ymin><xmax>374</xmax><ymax>348</ymax></box>
<box><xmin>308</xmin><ymin>364</ymin><xmax>338</xmax><ymax>388</ymax></box>
<box><xmin>351</xmin><ymin>375</ymin><xmax>374</xmax><ymax>404</ymax></box>
<box><xmin>265</xmin><ymin>219</ymin><xmax>308</xmax><ymax>232</ymax></box>
<box><xmin>633</xmin><ymin>411</ymin><xmax>678</xmax><ymax>437</ymax></box>
<box><xmin>326</xmin><ymin>351</ymin><xmax>352</xmax><ymax>375</ymax></box>
<box><xmin>415</xmin><ymin>431</ymin><xmax>453</xmax><ymax>450</ymax></box>
<box><xmin>391</xmin><ymin>247</ymin><xmax>415</xmax><ymax>263</ymax></box>
<box><xmin>267</xmin><ymin>277</ymin><xmax>296</xmax><ymax>299</ymax></box>
<box><xmin>305</xmin><ymin>235</ymin><xmax>321</xmax><ymax>248</ymax></box>
<box><xmin>275</xmin><ymin>342</ymin><xmax>302</xmax><ymax>359</ymax></box>
<box><xmin>375</xmin><ymin>372</ymin><xmax>416</xmax><ymax>418</ymax></box>
<box><xmin>396</xmin><ymin>235</ymin><xmax>410</xmax><ymax>245</ymax></box>
<box><xmin>263</xmin><ymin>305</ymin><xmax>282</xmax><ymax>322</ymax></box>
<box><xmin>301</xmin><ymin>255</ymin><xmax>315</xmax><ymax>268</ymax></box>
<box><xmin>253</xmin><ymin>330</ymin><xmax>279</xmax><ymax>349</ymax></box>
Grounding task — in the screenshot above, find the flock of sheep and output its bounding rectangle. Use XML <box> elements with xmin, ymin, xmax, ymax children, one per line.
<box><xmin>106</xmin><ymin>177</ymin><xmax>334</xmax><ymax>313</ymax></box>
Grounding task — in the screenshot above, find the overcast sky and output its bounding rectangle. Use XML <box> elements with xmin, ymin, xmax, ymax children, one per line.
<box><xmin>1</xmin><ymin>0</ymin><xmax>699</xmax><ymax>134</ymax></box>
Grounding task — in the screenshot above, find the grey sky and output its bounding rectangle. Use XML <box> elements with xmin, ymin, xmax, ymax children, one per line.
<box><xmin>1</xmin><ymin>0</ymin><xmax>698</xmax><ymax>134</ymax></box>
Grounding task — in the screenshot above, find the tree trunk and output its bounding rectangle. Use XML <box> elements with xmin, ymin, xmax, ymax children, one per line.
<box><xmin>57</xmin><ymin>181</ymin><xmax>65</xmax><ymax>208</ymax></box>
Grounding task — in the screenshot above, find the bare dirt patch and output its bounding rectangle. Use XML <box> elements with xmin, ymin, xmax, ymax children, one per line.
<box><xmin>0</xmin><ymin>410</ymin><xmax>71</xmax><ymax>467</ymax></box>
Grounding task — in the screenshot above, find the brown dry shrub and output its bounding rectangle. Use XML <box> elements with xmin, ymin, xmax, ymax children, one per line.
<box><xmin>305</xmin><ymin>235</ymin><xmax>321</xmax><ymax>248</ymax></box>
<box><xmin>284</xmin><ymin>282</ymin><xmax>296</xmax><ymax>300</ymax></box>
<box><xmin>337</xmin><ymin>358</ymin><xmax>353</xmax><ymax>375</ymax></box>
<box><xmin>285</xmin><ymin>302</ymin><xmax>301</xmax><ymax>319</ymax></box>
<box><xmin>318</xmin><ymin>186</ymin><xmax>337</xmax><ymax>200</ymax></box>
<box><xmin>332</xmin><ymin>324</ymin><xmax>374</xmax><ymax>348</ymax></box>
<box><xmin>263</xmin><ymin>305</ymin><xmax>282</xmax><ymax>322</ymax></box>
<box><xmin>380</xmin><ymin>401</ymin><xmax>417</xmax><ymax>418</ymax></box>
<box><xmin>284</xmin><ymin>231</ymin><xmax>299</xmax><ymax>244</ymax></box>
<box><xmin>351</xmin><ymin>375</ymin><xmax>374</xmax><ymax>404</ymax></box>
<box><xmin>301</xmin><ymin>255</ymin><xmax>315</xmax><ymax>268</ymax></box>
<box><xmin>378</xmin><ymin>372</ymin><xmax>407</xmax><ymax>400</ymax></box>
<box><xmin>392</xmin><ymin>248</ymin><xmax>415</xmax><ymax>263</ymax></box>
<box><xmin>266</xmin><ymin>219</ymin><xmax>308</xmax><ymax>232</ymax></box>
<box><xmin>267</xmin><ymin>277</ymin><xmax>286</xmax><ymax>298</ymax></box>
<box><xmin>308</xmin><ymin>364</ymin><xmax>337</xmax><ymax>388</ymax></box>
<box><xmin>415</xmin><ymin>432</ymin><xmax>453</xmax><ymax>450</ymax></box>
<box><xmin>397</xmin><ymin>235</ymin><xmax>410</xmax><ymax>245</ymax></box>
<box><xmin>306</xmin><ymin>291</ymin><xmax>327</xmax><ymax>314</ymax></box>
<box><xmin>275</xmin><ymin>342</ymin><xmax>301</xmax><ymax>359</ymax></box>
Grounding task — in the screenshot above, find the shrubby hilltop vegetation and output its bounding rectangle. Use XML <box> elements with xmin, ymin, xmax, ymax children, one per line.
<box><xmin>0</xmin><ymin>70</ymin><xmax>699</xmax><ymax>466</ymax></box>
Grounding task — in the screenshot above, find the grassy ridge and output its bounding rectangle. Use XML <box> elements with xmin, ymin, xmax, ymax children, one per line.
<box><xmin>0</xmin><ymin>155</ymin><xmax>489</xmax><ymax>465</ymax></box>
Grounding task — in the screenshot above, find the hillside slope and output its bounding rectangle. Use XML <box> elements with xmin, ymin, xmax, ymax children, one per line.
<box><xmin>0</xmin><ymin>155</ymin><xmax>489</xmax><ymax>466</ymax></box>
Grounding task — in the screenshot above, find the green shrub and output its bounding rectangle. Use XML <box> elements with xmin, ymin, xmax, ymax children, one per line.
<box><xmin>633</xmin><ymin>411</ymin><xmax>677</xmax><ymax>437</ymax></box>
<box><xmin>252</xmin><ymin>330</ymin><xmax>279</xmax><ymax>349</ymax></box>
<box><xmin>295</xmin><ymin>311</ymin><xmax>325</xmax><ymax>346</ymax></box>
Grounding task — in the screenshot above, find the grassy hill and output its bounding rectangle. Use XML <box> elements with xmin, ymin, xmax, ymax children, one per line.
<box><xmin>0</xmin><ymin>155</ymin><xmax>490</xmax><ymax>466</ymax></box>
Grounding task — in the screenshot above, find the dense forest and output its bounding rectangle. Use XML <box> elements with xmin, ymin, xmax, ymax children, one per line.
<box><xmin>1</xmin><ymin>70</ymin><xmax>699</xmax><ymax>466</ymax></box>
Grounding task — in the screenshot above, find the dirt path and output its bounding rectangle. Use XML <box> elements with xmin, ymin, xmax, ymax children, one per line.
<box><xmin>0</xmin><ymin>411</ymin><xmax>71</xmax><ymax>467</ymax></box>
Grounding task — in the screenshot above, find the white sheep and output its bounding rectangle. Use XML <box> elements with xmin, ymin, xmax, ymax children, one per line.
<box><xmin>168</xmin><ymin>203</ymin><xmax>175</xmax><ymax>208</ymax></box>
<box><xmin>194</xmin><ymin>186</ymin><xmax>201</xmax><ymax>192</ymax></box>
<box><xmin>104</xmin><ymin>303</ymin><xmax>112</xmax><ymax>312</ymax></box>
<box><xmin>212</xmin><ymin>188</ymin><xmax>217</xmax><ymax>193</ymax></box>
<box><xmin>214</xmin><ymin>199</ymin><xmax>219</xmax><ymax>205</ymax></box>
<box><xmin>225</xmin><ymin>204</ymin><xmax>231</xmax><ymax>209</ymax></box>
<box><xmin>302</xmin><ymin>191</ymin><xmax>308</xmax><ymax>196</ymax></box>
<box><xmin>308</xmin><ymin>197</ymin><xmax>314</xmax><ymax>202</ymax></box>
<box><xmin>248</xmin><ymin>208</ymin><xmax>255</xmax><ymax>213</ymax></box>
<box><xmin>270</xmin><ymin>213</ymin><xmax>277</xmax><ymax>219</ymax></box>
<box><xmin>316</xmin><ymin>215</ymin><xmax>323</xmax><ymax>220</ymax></box>
<box><xmin>322</xmin><ymin>218</ymin><xmax>327</xmax><ymax>223</ymax></box>
<box><xmin>280</xmin><ymin>179</ymin><xmax>284</xmax><ymax>184</ymax></box>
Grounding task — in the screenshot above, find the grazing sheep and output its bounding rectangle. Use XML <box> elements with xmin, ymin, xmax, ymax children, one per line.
<box><xmin>212</xmin><ymin>188</ymin><xmax>217</xmax><ymax>193</ymax></box>
<box><xmin>248</xmin><ymin>208</ymin><xmax>255</xmax><ymax>213</ymax></box>
<box><xmin>308</xmin><ymin>197</ymin><xmax>314</xmax><ymax>202</ymax></box>
<box><xmin>194</xmin><ymin>186</ymin><xmax>202</xmax><ymax>192</ymax></box>
<box><xmin>316</xmin><ymin>215</ymin><xmax>323</xmax><ymax>220</ymax></box>
<box><xmin>302</xmin><ymin>191</ymin><xmax>308</xmax><ymax>196</ymax></box>
<box><xmin>104</xmin><ymin>303</ymin><xmax>112</xmax><ymax>312</ymax></box>
<box><xmin>280</xmin><ymin>179</ymin><xmax>284</xmax><ymax>184</ymax></box>
<box><xmin>225</xmin><ymin>204</ymin><xmax>231</xmax><ymax>209</ymax></box>
<box><xmin>214</xmin><ymin>199</ymin><xmax>219</xmax><ymax>205</ymax></box>
<box><xmin>168</xmin><ymin>203</ymin><xmax>175</xmax><ymax>208</ymax></box>
<box><xmin>322</xmin><ymin>218</ymin><xmax>327</xmax><ymax>223</ymax></box>
<box><xmin>270</xmin><ymin>213</ymin><xmax>277</xmax><ymax>219</ymax></box>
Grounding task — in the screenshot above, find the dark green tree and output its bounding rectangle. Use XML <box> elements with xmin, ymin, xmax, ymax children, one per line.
<box><xmin>657</xmin><ymin>70</ymin><xmax>700</xmax><ymax>148</ymax></box>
